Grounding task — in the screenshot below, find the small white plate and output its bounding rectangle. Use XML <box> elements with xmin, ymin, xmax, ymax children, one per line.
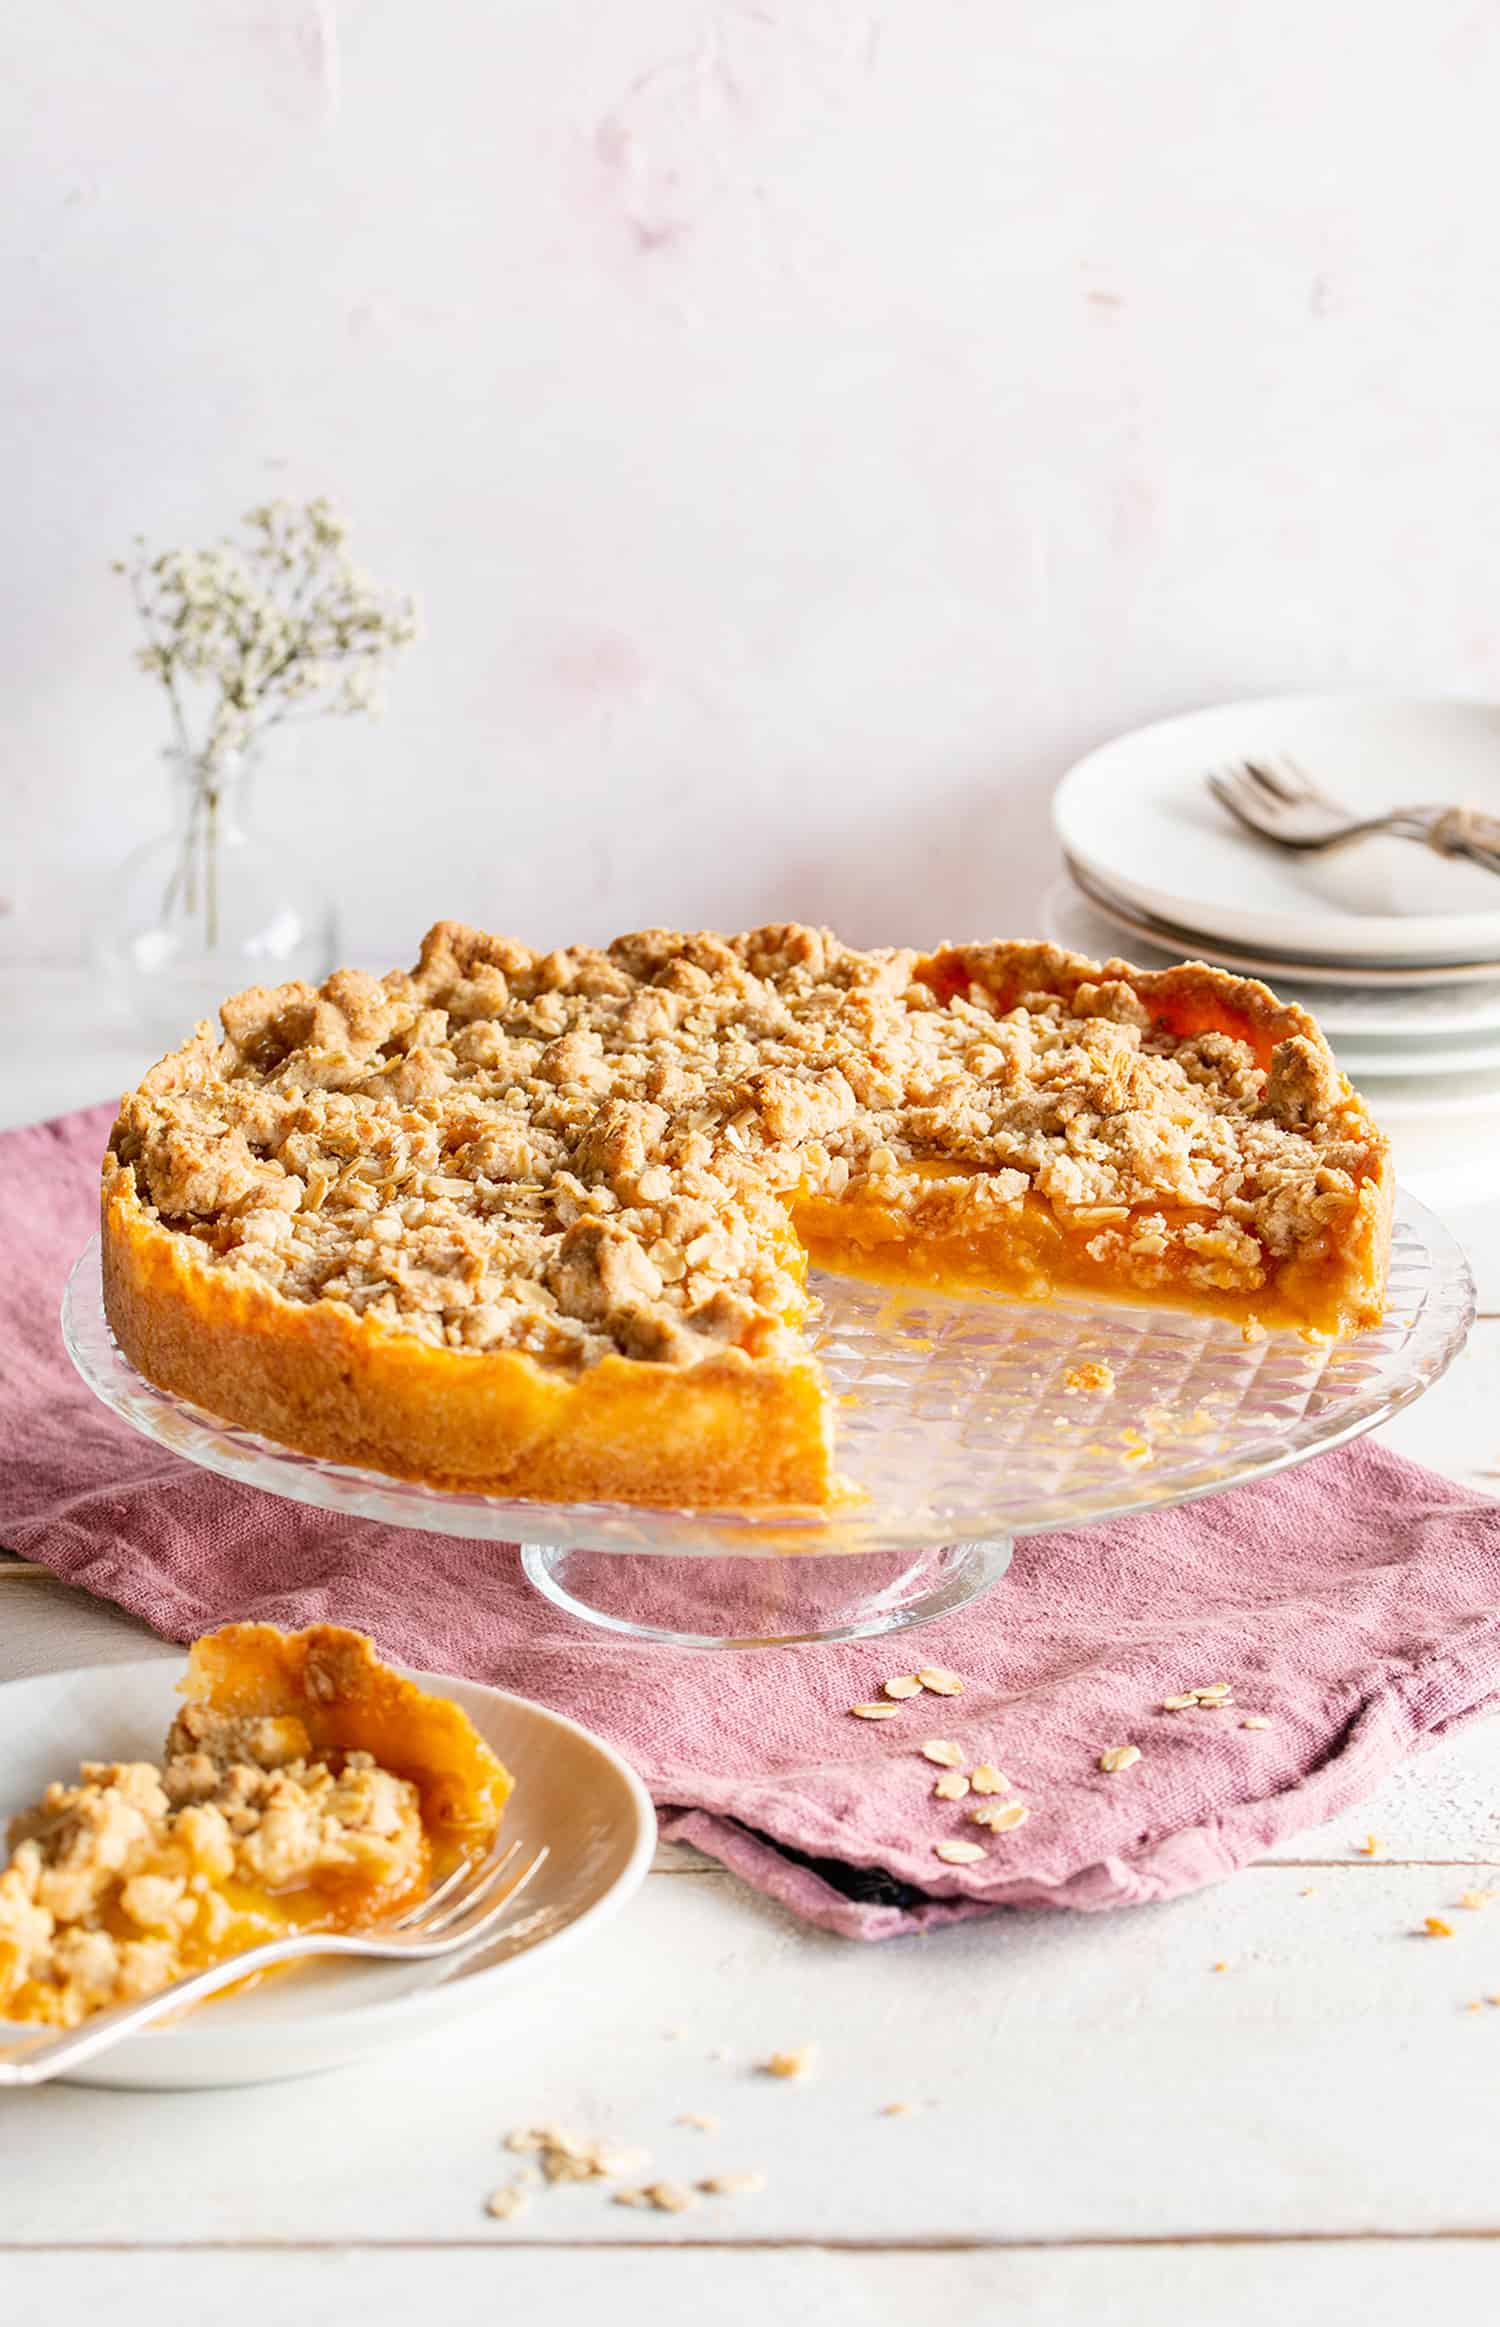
<box><xmin>1053</xmin><ymin>696</ymin><xmax>1500</xmax><ymax>965</ymax></box>
<box><xmin>0</xmin><ymin>1660</ymin><xmax>656</xmax><ymax>2090</ymax></box>
<box><xmin>1041</xmin><ymin>876</ymin><xmax>1500</xmax><ymax>1034</ymax></box>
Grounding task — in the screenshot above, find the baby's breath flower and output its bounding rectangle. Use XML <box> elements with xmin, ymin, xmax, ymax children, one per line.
<box><xmin>117</xmin><ymin>499</ymin><xmax>417</xmax><ymax>777</ymax></box>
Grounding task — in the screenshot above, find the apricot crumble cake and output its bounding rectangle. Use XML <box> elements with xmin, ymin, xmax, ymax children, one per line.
<box><xmin>100</xmin><ymin>921</ymin><xmax>1393</xmax><ymax>1510</ymax></box>
<box><xmin>0</xmin><ymin>1625</ymin><xmax>510</xmax><ymax>2027</ymax></box>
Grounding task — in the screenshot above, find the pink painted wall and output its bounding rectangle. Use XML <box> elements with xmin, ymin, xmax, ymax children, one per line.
<box><xmin>5</xmin><ymin>1</ymin><xmax>1499</xmax><ymax>965</ymax></box>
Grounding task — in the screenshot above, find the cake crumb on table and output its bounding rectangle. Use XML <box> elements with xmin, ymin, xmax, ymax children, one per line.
<box><xmin>616</xmin><ymin>2182</ymin><xmax>696</xmax><ymax>2214</ymax></box>
<box><xmin>760</xmin><ymin>2045</ymin><xmax>816</xmax><ymax>2080</ymax></box>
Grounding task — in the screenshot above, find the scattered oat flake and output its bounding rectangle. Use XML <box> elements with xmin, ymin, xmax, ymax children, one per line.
<box><xmin>934</xmin><ymin>1838</ymin><xmax>987</xmax><ymax>1864</ymax></box>
<box><xmin>1460</xmin><ymin>1890</ymin><xmax>1493</xmax><ymax>1910</ymax></box>
<box><xmin>921</xmin><ymin>1740</ymin><xmax>964</xmax><ymax>1767</ymax></box>
<box><xmin>698</xmin><ymin>2172</ymin><xmax>767</xmax><ymax>2197</ymax></box>
<box><xmin>917</xmin><ymin>1666</ymin><xmax>965</xmax><ymax>1695</ymax></box>
<box><xmin>1424</xmin><ymin>1916</ymin><xmax>1455</xmax><ymax>1938</ymax></box>
<box><xmin>761</xmin><ymin>2046</ymin><xmax>815</xmax><ymax>2080</ymax></box>
<box><xmin>1241</xmin><ymin>1716</ymin><xmax>1272</xmax><ymax>1730</ymax></box>
<box><xmin>675</xmin><ymin>2111</ymin><xmax>719</xmax><ymax>2132</ymax></box>
<box><xmin>485</xmin><ymin>2183</ymin><xmax>530</xmax><ymax>2221</ymax></box>
<box><xmin>850</xmin><ymin>1702</ymin><xmax>901</xmax><ymax>1721</ymax></box>
<box><xmin>969</xmin><ymin>1763</ymin><xmax>1008</xmax><ymax>1794</ymax></box>
<box><xmin>506</xmin><ymin>2126</ymin><xmax>648</xmax><ymax>2185</ymax></box>
<box><xmin>1160</xmin><ymin>1693</ymin><xmax>1201</xmax><ymax>1712</ymax></box>
<box><xmin>1098</xmin><ymin>1744</ymin><xmax>1142</xmax><ymax>1774</ymax></box>
<box><xmin>617</xmin><ymin>2182</ymin><xmax>696</xmax><ymax>2214</ymax></box>
<box><xmin>970</xmin><ymin>1800</ymin><xmax>1028</xmax><ymax>1832</ymax></box>
<box><xmin>882</xmin><ymin>1675</ymin><xmax>923</xmax><ymax>1699</ymax></box>
<box><xmin>1194</xmin><ymin>1683</ymin><xmax>1232</xmax><ymax>1701</ymax></box>
<box><xmin>932</xmin><ymin>1770</ymin><xmax>970</xmax><ymax>1800</ymax></box>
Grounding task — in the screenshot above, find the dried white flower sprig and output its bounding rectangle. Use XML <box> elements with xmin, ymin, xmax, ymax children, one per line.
<box><xmin>116</xmin><ymin>498</ymin><xmax>419</xmax><ymax>771</ymax></box>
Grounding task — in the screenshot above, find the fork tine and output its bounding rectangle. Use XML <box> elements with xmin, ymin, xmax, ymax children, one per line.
<box><xmin>393</xmin><ymin>1835</ymin><xmax>523</xmax><ymax>1935</ymax></box>
<box><xmin>391</xmin><ymin>1852</ymin><xmax>484</xmax><ymax>1929</ymax></box>
<box><xmin>1207</xmin><ymin>769</ymin><xmax>1274</xmax><ymax>835</ymax></box>
<box><xmin>419</xmin><ymin>1845</ymin><xmax>550</xmax><ymax>1951</ymax></box>
<box><xmin>1277</xmin><ymin>753</ymin><xmax>1341</xmax><ymax>808</ymax></box>
<box><xmin>1240</xmin><ymin>758</ymin><xmax>1307</xmax><ymax>805</ymax></box>
<box><xmin>1237</xmin><ymin>763</ymin><xmax>1320</xmax><ymax>809</ymax></box>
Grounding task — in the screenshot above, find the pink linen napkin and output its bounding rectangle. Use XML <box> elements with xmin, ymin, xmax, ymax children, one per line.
<box><xmin>5</xmin><ymin>1102</ymin><xmax>1500</xmax><ymax>1940</ymax></box>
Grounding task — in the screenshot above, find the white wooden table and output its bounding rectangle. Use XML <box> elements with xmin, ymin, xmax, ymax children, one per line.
<box><xmin>6</xmin><ymin>966</ymin><xmax>1500</xmax><ymax>2324</ymax></box>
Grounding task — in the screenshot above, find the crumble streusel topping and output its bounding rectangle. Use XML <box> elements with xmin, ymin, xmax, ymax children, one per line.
<box><xmin>105</xmin><ymin>921</ymin><xmax>1379</xmax><ymax>1371</ymax></box>
<box><xmin>0</xmin><ymin>1708</ymin><xmax>424</xmax><ymax>2026</ymax></box>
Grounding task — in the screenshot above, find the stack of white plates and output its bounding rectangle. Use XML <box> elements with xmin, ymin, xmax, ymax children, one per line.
<box><xmin>1045</xmin><ymin>696</ymin><xmax>1500</xmax><ymax>1207</ymax></box>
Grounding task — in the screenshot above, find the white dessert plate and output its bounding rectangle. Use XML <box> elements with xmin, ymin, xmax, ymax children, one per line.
<box><xmin>1054</xmin><ymin>696</ymin><xmax>1500</xmax><ymax>966</ymax></box>
<box><xmin>1042</xmin><ymin>874</ymin><xmax>1500</xmax><ymax>1023</ymax></box>
<box><xmin>0</xmin><ymin>1660</ymin><xmax>655</xmax><ymax>2090</ymax></box>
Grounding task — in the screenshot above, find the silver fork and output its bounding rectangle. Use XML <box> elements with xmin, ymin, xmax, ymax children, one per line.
<box><xmin>0</xmin><ymin>1832</ymin><xmax>548</xmax><ymax>2086</ymax></box>
<box><xmin>1207</xmin><ymin>757</ymin><xmax>1500</xmax><ymax>874</ymax></box>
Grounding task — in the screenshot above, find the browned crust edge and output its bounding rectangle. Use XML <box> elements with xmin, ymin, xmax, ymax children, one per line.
<box><xmin>180</xmin><ymin>1623</ymin><xmax>513</xmax><ymax>1835</ymax></box>
<box><xmin>914</xmin><ymin>939</ymin><xmax>1329</xmax><ymax>1066</ymax></box>
<box><xmin>101</xmin><ymin>1172</ymin><xmax>835</xmax><ymax>1511</ymax></box>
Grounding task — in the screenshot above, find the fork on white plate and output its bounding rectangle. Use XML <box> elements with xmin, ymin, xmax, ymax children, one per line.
<box><xmin>0</xmin><ymin>1831</ymin><xmax>548</xmax><ymax>2086</ymax></box>
<box><xmin>1207</xmin><ymin>757</ymin><xmax>1500</xmax><ymax>875</ymax></box>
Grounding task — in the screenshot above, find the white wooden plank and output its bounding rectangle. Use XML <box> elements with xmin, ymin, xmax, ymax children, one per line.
<box><xmin>7</xmin><ymin>1859</ymin><xmax>1500</xmax><ymax>2247</ymax></box>
<box><xmin>2</xmin><ymin>2242</ymin><xmax>1497</xmax><ymax>2327</ymax></box>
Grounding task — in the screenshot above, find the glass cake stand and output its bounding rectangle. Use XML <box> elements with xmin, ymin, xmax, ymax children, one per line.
<box><xmin>63</xmin><ymin>1195</ymin><xmax>1474</xmax><ymax>1650</ymax></box>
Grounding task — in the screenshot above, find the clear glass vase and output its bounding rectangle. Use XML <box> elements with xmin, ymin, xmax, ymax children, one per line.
<box><xmin>98</xmin><ymin>748</ymin><xmax>339</xmax><ymax>1054</ymax></box>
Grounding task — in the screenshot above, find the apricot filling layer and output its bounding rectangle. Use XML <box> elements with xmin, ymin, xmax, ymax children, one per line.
<box><xmin>99</xmin><ymin>922</ymin><xmax>1393</xmax><ymax>1509</ymax></box>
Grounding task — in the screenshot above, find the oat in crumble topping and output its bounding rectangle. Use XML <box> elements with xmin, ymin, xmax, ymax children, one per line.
<box><xmin>105</xmin><ymin>922</ymin><xmax>1385</xmax><ymax>1377</ymax></box>
<box><xmin>0</xmin><ymin>1712</ymin><xmax>425</xmax><ymax>2027</ymax></box>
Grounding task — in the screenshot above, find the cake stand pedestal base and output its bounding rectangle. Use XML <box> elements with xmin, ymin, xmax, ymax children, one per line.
<box><xmin>518</xmin><ymin>1538</ymin><xmax>1014</xmax><ymax>1649</ymax></box>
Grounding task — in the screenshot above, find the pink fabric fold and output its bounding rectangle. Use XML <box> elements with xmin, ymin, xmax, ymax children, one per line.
<box><xmin>4</xmin><ymin>1102</ymin><xmax>1498</xmax><ymax>1940</ymax></box>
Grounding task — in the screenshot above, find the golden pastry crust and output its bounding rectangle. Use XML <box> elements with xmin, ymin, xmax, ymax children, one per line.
<box><xmin>100</xmin><ymin>922</ymin><xmax>1393</xmax><ymax>1510</ymax></box>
